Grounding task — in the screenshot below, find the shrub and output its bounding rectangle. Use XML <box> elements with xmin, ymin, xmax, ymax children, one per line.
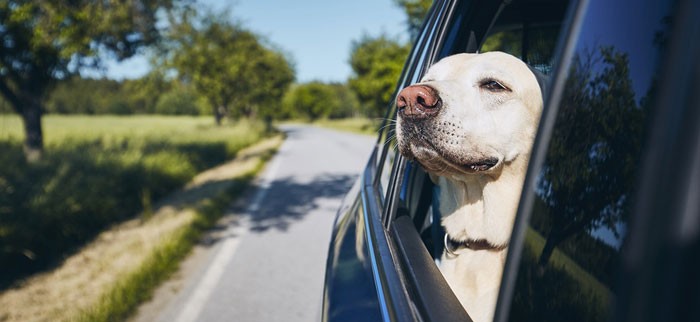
<box><xmin>154</xmin><ymin>90</ymin><xmax>201</xmax><ymax>115</ymax></box>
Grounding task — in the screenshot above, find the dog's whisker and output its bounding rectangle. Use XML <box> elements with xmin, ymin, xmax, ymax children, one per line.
<box><xmin>391</xmin><ymin>141</ymin><xmax>399</xmax><ymax>152</ymax></box>
<box><xmin>377</xmin><ymin>120</ymin><xmax>398</xmax><ymax>133</ymax></box>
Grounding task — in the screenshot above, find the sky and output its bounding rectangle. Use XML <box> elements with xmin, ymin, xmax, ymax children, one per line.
<box><xmin>102</xmin><ymin>0</ymin><xmax>408</xmax><ymax>83</ymax></box>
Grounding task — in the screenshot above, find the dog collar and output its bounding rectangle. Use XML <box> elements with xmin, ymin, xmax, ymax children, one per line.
<box><xmin>444</xmin><ymin>234</ymin><xmax>508</xmax><ymax>256</ymax></box>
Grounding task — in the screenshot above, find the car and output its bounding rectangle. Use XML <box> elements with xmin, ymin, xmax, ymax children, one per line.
<box><xmin>322</xmin><ymin>0</ymin><xmax>700</xmax><ymax>321</ymax></box>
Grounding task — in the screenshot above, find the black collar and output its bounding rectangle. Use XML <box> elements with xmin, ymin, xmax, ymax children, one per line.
<box><xmin>444</xmin><ymin>234</ymin><xmax>508</xmax><ymax>256</ymax></box>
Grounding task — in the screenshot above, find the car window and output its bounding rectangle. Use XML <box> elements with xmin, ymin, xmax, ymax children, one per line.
<box><xmin>504</xmin><ymin>0</ymin><xmax>675</xmax><ymax>321</ymax></box>
<box><xmin>480</xmin><ymin>0</ymin><xmax>568</xmax><ymax>74</ymax></box>
<box><xmin>388</xmin><ymin>0</ymin><xmax>573</xmax><ymax>319</ymax></box>
<box><xmin>396</xmin><ymin>0</ymin><xmax>571</xmax><ymax>257</ymax></box>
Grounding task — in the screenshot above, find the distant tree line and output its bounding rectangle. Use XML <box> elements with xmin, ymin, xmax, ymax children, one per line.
<box><xmin>1</xmin><ymin>75</ymin><xmax>364</xmax><ymax>120</ymax></box>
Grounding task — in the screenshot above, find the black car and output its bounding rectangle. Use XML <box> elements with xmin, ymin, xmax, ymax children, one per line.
<box><xmin>322</xmin><ymin>0</ymin><xmax>700</xmax><ymax>321</ymax></box>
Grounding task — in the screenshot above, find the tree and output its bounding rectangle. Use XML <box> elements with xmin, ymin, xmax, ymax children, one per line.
<box><xmin>0</xmin><ymin>0</ymin><xmax>179</xmax><ymax>161</ymax></box>
<box><xmin>394</xmin><ymin>0</ymin><xmax>433</xmax><ymax>40</ymax></box>
<box><xmin>164</xmin><ymin>11</ymin><xmax>295</xmax><ymax>125</ymax></box>
<box><xmin>535</xmin><ymin>46</ymin><xmax>643</xmax><ymax>268</ymax></box>
<box><xmin>45</xmin><ymin>77</ymin><xmax>129</xmax><ymax>115</ymax></box>
<box><xmin>281</xmin><ymin>82</ymin><xmax>359</xmax><ymax>121</ymax></box>
<box><xmin>348</xmin><ymin>35</ymin><xmax>410</xmax><ymax>119</ymax></box>
<box><xmin>154</xmin><ymin>85</ymin><xmax>201</xmax><ymax>116</ymax></box>
<box><xmin>122</xmin><ymin>70</ymin><xmax>174</xmax><ymax>114</ymax></box>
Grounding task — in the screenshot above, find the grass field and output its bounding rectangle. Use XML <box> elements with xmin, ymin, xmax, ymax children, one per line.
<box><xmin>279</xmin><ymin>117</ymin><xmax>384</xmax><ymax>136</ymax></box>
<box><xmin>512</xmin><ymin>227</ymin><xmax>612</xmax><ymax>321</ymax></box>
<box><xmin>0</xmin><ymin>114</ymin><xmax>270</xmax><ymax>289</ymax></box>
<box><xmin>523</xmin><ymin>227</ymin><xmax>611</xmax><ymax>299</ymax></box>
<box><xmin>0</xmin><ymin>114</ymin><xmax>261</xmax><ymax>147</ymax></box>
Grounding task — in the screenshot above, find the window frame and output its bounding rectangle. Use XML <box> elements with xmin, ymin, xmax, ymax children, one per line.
<box><xmin>376</xmin><ymin>0</ymin><xmax>579</xmax><ymax>321</ymax></box>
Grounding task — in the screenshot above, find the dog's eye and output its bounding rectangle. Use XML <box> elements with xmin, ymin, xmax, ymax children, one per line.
<box><xmin>480</xmin><ymin>80</ymin><xmax>509</xmax><ymax>92</ymax></box>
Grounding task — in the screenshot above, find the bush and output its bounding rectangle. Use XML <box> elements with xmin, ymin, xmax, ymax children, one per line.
<box><xmin>281</xmin><ymin>82</ymin><xmax>360</xmax><ymax>120</ymax></box>
<box><xmin>154</xmin><ymin>90</ymin><xmax>201</xmax><ymax>115</ymax></box>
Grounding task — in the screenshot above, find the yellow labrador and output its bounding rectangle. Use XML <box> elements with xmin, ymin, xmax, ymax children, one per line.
<box><xmin>396</xmin><ymin>52</ymin><xmax>543</xmax><ymax>322</ymax></box>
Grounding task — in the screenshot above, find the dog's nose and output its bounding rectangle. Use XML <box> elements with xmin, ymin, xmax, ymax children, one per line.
<box><xmin>397</xmin><ymin>85</ymin><xmax>441</xmax><ymax>120</ymax></box>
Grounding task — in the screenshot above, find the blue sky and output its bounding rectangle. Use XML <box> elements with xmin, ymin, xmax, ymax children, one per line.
<box><xmin>102</xmin><ymin>0</ymin><xmax>408</xmax><ymax>83</ymax></box>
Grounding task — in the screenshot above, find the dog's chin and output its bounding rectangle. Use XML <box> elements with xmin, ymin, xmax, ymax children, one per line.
<box><xmin>406</xmin><ymin>144</ymin><xmax>501</xmax><ymax>176</ymax></box>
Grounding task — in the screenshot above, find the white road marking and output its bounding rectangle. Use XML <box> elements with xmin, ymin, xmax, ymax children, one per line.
<box><xmin>173</xmin><ymin>145</ymin><xmax>285</xmax><ymax>322</ymax></box>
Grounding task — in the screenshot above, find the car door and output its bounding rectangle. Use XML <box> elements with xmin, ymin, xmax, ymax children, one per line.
<box><xmin>495</xmin><ymin>0</ymin><xmax>700</xmax><ymax>321</ymax></box>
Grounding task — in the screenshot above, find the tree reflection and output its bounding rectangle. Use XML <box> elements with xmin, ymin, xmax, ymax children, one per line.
<box><xmin>534</xmin><ymin>45</ymin><xmax>645</xmax><ymax>269</ymax></box>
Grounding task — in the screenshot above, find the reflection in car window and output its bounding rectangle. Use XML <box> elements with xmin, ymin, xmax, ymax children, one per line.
<box><xmin>508</xmin><ymin>0</ymin><xmax>674</xmax><ymax>321</ymax></box>
<box><xmin>480</xmin><ymin>1</ymin><xmax>568</xmax><ymax>74</ymax></box>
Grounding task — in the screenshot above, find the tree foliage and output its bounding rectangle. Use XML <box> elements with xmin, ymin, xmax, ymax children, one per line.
<box><xmin>281</xmin><ymin>82</ymin><xmax>359</xmax><ymax>120</ymax></box>
<box><xmin>45</xmin><ymin>77</ymin><xmax>130</xmax><ymax>115</ymax></box>
<box><xmin>0</xmin><ymin>0</ymin><xmax>179</xmax><ymax>160</ymax></box>
<box><xmin>536</xmin><ymin>46</ymin><xmax>644</xmax><ymax>267</ymax></box>
<box><xmin>394</xmin><ymin>0</ymin><xmax>433</xmax><ymax>40</ymax></box>
<box><xmin>163</xmin><ymin>11</ymin><xmax>295</xmax><ymax>124</ymax></box>
<box><xmin>42</xmin><ymin>73</ymin><xmax>204</xmax><ymax>115</ymax></box>
<box><xmin>121</xmin><ymin>71</ymin><xmax>174</xmax><ymax>114</ymax></box>
<box><xmin>154</xmin><ymin>86</ymin><xmax>202</xmax><ymax>115</ymax></box>
<box><xmin>348</xmin><ymin>35</ymin><xmax>410</xmax><ymax>118</ymax></box>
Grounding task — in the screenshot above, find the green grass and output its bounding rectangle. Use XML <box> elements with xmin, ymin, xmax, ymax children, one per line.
<box><xmin>0</xmin><ymin>114</ymin><xmax>270</xmax><ymax>288</ymax></box>
<box><xmin>513</xmin><ymin>227</ymin><xmax>612</xmax><ymax>321</ymax></box>
<box><xmin>279</xmin><ymin>117</ymin><xmax>383</xmax><ymax>136</ymax></box>
<box><xmin>0</xmin><ymin>114</ymin><xmax>262</xmax><ymax>150</ymax></box>
<box><xmin>523</xmin><ymin>227</ymin><xmax>611</xmax><ymax>300</ymax></box>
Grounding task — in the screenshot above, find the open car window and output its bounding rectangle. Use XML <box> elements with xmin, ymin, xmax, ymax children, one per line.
<box><xmin>385</xmin><ymin>0</ymin><xmax>574</xmax><ymax>320</ymax></box>
<box><xmin>395</xmin><ymin>0</ymin><xmax>571</xmax><ymax>253</ymax></box>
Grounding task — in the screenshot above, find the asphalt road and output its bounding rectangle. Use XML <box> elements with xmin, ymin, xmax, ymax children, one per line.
<box><xmin>132</xmin><ymin>124</ymin><xmax>375</xmax><ymax>322</ymax></box>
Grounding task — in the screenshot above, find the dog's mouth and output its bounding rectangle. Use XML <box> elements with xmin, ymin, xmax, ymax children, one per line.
<box><xmin>463</xmin><ymin>158</ymin><xmax>499</xmax><ymax>172</ymax></box>
<box><xmin>406</xmin><ymin>137</ymin><xmax>501</xmax><ymax>175</ymax></box>
<box><xmin>397</xmin><ymin>115</ymin><xmax>502</xmax><ymax>175</ymax></box>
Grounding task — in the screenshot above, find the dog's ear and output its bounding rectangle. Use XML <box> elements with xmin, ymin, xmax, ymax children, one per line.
<box><xmin>528</xmin><ymin>66</ymin><xmax>550</xmax><ymax>102</ymax></box>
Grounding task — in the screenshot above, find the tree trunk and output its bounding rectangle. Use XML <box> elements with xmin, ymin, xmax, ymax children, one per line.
<box><xmin>20</xmin><ymin>97</ymin><xmax>44</xmax><ymax>162</ymax></box>
<box><xmin>537</xmin><ymin>230</ymin><xmax>561</xmax><ymax>272</ymax></box>
<box><xmin>212</xmin><ymin>104</ymin><xmax>224</xmax><ymax>126</ymax></box>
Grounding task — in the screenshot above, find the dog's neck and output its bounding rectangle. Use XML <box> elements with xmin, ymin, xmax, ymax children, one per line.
<box><xmin>437</xmin><ymin>158</ymin><xmax>528</xmax><ymax>247</ymax></box>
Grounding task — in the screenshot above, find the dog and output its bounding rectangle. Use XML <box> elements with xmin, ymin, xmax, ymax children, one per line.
<box><xmin>396</xmin><ymin>52</ymin><xmax>543</xmax><ymax>322</ymax></box>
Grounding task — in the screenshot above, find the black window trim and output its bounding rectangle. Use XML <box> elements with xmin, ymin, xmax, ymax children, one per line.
<box><xmin>357</xmin><ymin>1</ymin><xmax>456</xmax><ymax>321</ymax></box>
<box><xmin>372</xmin><ymin>0</ymin><xmax>443</xmax><ymax>212</ymax></box>
<box><xmin>381</xmin><ymin>0</ymin><xmax>453</xmax><ymax>225</ymax></box>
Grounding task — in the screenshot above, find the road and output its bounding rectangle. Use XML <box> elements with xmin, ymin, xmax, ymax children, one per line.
<box><xmin>132</xmin><ymin>124</ymin><xmax>375</xmax><ymax>322</ymax></box>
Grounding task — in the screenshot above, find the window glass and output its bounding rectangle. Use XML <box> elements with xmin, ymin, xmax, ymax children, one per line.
<box><xmin>508</xmin><ymin>0</ymin><xmax>674</xmax><ymax>321</ymax></box>
<box><xmin>479</xmin><ymin>1</ymin><xmax>569</xmax><ymax>74</ymax></box>
<box><xmin>481</xmin><ymin>25</ymin><xmax>562</xmax><ymax>73</ymax></box>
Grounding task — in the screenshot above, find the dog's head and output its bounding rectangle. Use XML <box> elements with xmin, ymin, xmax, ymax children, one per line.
<box><xmin>396</xmin><ymin>52</ymin><xmax>543</xmax><ymax>180</ymax></box>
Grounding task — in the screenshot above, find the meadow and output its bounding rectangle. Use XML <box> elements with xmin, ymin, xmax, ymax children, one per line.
<box><xmin>509</xmin><ymin>227</ymin><xmax>612</xmax><ymax>322</ymax></box>
<box><xmin>0</xmin><ymin>115</ymin><xmax>269</xmax><ymax>288</ymax></box>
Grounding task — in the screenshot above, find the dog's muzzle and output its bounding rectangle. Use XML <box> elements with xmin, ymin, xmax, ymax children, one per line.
<box><xmin>397</xmin><ymin>84</ymin><xmax>441</xmax><ymax>120</ymax></box>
